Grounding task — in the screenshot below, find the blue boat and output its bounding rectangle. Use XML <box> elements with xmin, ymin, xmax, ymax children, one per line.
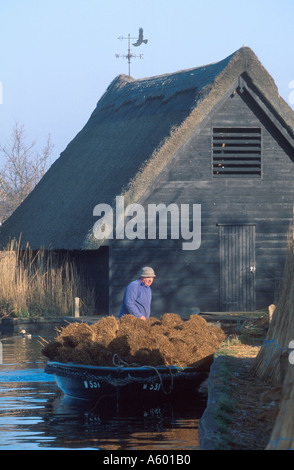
<box><xmin>45</xmin><ymin>359</ymin><xmax>210</xmax><ymax>402</ymax></box>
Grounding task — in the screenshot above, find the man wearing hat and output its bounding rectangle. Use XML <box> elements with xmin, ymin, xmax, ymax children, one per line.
<box><xmin>118</xmin><ymin>267</ymin><xmax>156</xmax><ymax>320</ymax></box>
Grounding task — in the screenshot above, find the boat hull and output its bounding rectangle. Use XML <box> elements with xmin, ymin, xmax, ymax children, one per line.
<box><xmin>45</xmin><ymin>361</ymin><xmax>209</xmax><ymax>402</ymax></box>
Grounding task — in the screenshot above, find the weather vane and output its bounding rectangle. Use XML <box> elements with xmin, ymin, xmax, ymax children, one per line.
<box><xmin>116</xmin><ymin>28</ymin><xmax>148</xmax><ymax>77</ymax></box>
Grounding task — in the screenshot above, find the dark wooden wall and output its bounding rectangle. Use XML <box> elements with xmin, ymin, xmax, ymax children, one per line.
<box><xmin>109</xmin><ymin>90</ymin><xmax>294</xmax><ymax>315</ymax></box>
<box><xmin>59</xmin><ymin>247</ymin><xmax>109</xmax><ymax>315</ymax></box>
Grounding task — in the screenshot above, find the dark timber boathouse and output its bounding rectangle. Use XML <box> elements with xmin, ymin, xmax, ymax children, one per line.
<box><xmin>0</xmin><ymin>47</ymin><xmax>294</xmax><ymax>314</ymax></box>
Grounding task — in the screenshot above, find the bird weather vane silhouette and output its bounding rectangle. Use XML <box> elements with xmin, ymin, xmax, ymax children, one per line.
<box><xmin>116</xmin><ymin>28</ymin><xmax>148</xmax><ymax>76</ymax></box>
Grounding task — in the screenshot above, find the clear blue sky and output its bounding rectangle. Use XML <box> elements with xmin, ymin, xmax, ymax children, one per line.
<box><xmin>0</xmin><ymin>0</ymin><xmax>294</xmax><ymax>166</ymax></box>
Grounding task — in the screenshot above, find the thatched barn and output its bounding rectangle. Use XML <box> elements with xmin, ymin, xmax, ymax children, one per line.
<box><xmin>0</xmin><ymin>46</ymin><xmax>294</xmax><ymax>315</ymax></box>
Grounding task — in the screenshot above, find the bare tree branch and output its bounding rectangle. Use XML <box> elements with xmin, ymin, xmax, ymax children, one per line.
<box><xmin>0</xmin><ymin>122</ymin><xmax>54</xmax><ymax>222</ymax></box>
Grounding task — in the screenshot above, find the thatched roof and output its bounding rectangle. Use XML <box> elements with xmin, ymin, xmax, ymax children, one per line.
<box><xmin>1</xmin><ymin>46</ymin><xmax>294</xmax><ymax>250</ymax></box>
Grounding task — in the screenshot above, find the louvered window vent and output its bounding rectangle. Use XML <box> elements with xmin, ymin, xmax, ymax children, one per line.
<box><xmin>213</xmin><ymin>128</ymin><xmax>261</xmax><ymax>178</ymax></box>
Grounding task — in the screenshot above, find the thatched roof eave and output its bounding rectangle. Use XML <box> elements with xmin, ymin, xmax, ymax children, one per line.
<box><xmin>1</xmin><ymin>46</ymin><xmax>294</xmax><ymax>252</ymax></box>
<box><xmin>83</xmin><ymin>46</ymin><xmax>294</xmax><ymax>250</ymax></box>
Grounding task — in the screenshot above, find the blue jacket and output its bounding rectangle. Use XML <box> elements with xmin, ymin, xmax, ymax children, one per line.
<box><xmin>119</xmin><ymin>279</ymin><xmax>152</xmax><ymax>319</ymax></box>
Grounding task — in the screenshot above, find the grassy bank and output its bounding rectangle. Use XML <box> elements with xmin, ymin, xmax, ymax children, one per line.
<box><xmin>0</xmin><ymin>240</ymin><xmax>96</xmax><ymax>318</ymax></box>
<box><xmin>209</xmin><ymin>309</ymin><xmax>281</xmax><ymax>450</ymax></box>
<box><xmin>212</xmin><ymin>339</ymin><xmax>261</xmax><ymax>449</ymax></box>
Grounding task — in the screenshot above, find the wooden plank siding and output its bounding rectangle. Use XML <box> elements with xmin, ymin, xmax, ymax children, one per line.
<box><xmin>109</xmin><ymin>90</ymin><xmax>294</xmax><ymax>315</ymax></box>
<box><xmin>58</xmin><ymin>248</ymin><xmax>109</xmax><ymax>315</ymax></box>
<box><xmin>219</xmin><ymin>224</ymin><xmax>256</xmax><ymax>311</ymax></box>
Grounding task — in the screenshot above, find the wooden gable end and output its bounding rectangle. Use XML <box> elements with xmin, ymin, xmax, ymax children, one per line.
<box><xmin>109</xmin><ymin>87</ymin><xmax>294</xmax><ymax>315</ymax></box>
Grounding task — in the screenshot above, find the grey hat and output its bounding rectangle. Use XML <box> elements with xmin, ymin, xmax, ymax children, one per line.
<box><xmin>140</xmin><ymin>266</ymin><xmax>156</xmax><ymax>278</ymax></box>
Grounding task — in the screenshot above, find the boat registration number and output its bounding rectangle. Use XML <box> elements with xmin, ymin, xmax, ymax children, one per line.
<box><xmin>83</xmin><ymin>380</ymin><xmax>101</xmax><ymax>389</ymax></box>
<box><xmin>142</xmin><ymin>383</ymin><xmax>161</xmax><ymax>391</ymax></box>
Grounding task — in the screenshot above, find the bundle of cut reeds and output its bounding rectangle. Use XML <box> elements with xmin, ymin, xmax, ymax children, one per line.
<box><xmin>266</xmin><ymin>363</ymin><xmax>294</xmax><ymax>449</ymax></box>
<box><xmin>250</xmin><ymin>222</ymin><xmax>294</xmax><ymax>450</ymax></box>
<box><xmin>42</xmin><ymin>313</ymin><xmax>226</xmax><ymax>368</ymax></box>
<box><xmin>250</xmin><ymin>230</ymin><xmax>294</xmax><ymax>385</ymax></box>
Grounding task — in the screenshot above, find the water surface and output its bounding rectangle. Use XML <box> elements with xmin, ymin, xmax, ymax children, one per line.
<box><xmin>0</xmin><ymin>332</ymin><xmax>207</xmax><ymax>450</ymax></box>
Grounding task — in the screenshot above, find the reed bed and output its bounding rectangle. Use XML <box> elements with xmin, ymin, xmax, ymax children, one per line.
<box><xmin>0</xmin><ymin>239</ymin><xmax>96</xmax><ymax>317</ymax></box>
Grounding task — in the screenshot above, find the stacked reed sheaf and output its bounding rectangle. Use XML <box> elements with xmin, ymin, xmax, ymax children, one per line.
<box><xmin>42</xmin><ymin>313</ymin><xmax>225</xmax><ymax>370</ymax></box>
<box><xmin>250</xmin><ymin>229</ymin><xmax>294</xmax><ymax>450</ymax></box>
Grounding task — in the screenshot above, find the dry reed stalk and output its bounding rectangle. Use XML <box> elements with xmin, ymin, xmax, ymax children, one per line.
<box><xmin>0</xmin><ymin>240</ymin><xmax>96</xmax><ymax>317</ymax></box>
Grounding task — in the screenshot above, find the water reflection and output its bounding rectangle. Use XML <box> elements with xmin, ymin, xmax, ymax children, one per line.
<box><xmin>0</xmin><ymin>333</ymin><xmax>207</xmax><ymax>450</ymax></box>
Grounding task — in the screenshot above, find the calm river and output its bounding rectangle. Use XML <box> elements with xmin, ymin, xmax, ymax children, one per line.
<box><xmin>0</xmin><ymin>329</ymin><xmax>207</xmax><ymax>450</ymax></box>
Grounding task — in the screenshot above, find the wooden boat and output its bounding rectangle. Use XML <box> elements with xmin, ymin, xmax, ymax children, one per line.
<box><xmin>45</xmin><ymin>360</ymin><xmax>209</xmax><ymax>402</ymax></box>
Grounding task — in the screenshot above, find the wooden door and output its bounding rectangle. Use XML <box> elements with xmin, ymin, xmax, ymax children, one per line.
<box><xmin>219</xmin><ymin>224</ymin><xmax>256</xmax><ymax>311</ymax></box>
